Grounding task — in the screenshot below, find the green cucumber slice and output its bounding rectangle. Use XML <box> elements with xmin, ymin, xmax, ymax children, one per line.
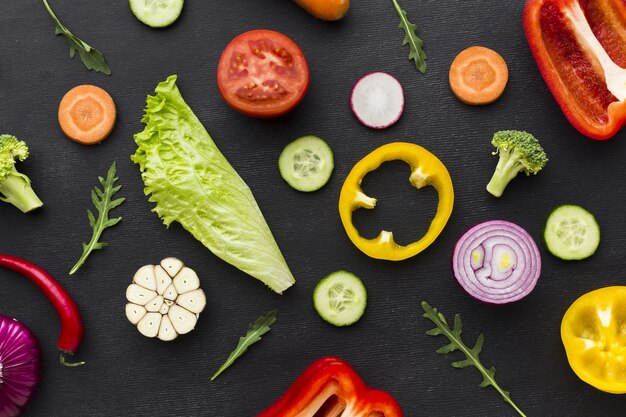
<box><xmin>129</xmin><ymin>0</ymin><xmax>184</xmax><ymax>28</ymax></box>
<box><xmin>544</xmin><ymin>205</ymin><xmax>600</xmax><ymax>260</ymax></box>
<box><xmin>313</xmin><ymin>271</ymin><xmax>367</xmax><ymax>326</ymax></box>
<box><xmin>279</xmin><ymin>136</ymin><xmax>334</xmax><ymax>192</ymax></box>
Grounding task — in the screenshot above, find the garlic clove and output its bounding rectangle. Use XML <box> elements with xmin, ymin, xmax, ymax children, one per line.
<box><xmin>176</xmin><ymin>289</ymin><xmax>207</xmax><ymax>314</ymax></box>
<box><xmin>125</xmin><ymin>303</ymin><xmax>147</xmax><ymax>325</ymax></box>
<box><xmin>133</xmin><ymin>265</ymin><xmax>157</xmax><ymax>291</ymax></box>
<box><xmin>163</xmin><ymin>283</ymin><xmax>179</xmax><ymax>301</ymax></box>
<box><xmin>126</xmin><ymin>284</ymin><xmax>158</xmax><ymax>306</ymax></box>
<box><xmin>128</xmin><ymin>258</ymin><xmax>207</xmax><ymax>341</ymax></box>
<box><xmin>173</xmin><ymin>267</ymin><xmax>200</xmax><ymax>294</ymax></box>
<box><xmin>145</xmin><ymin>295</ymin><xmax>164</xmax><ymax>313</ymax></box>
<box><xmin>161</xmin><ymin>257</ymin><xmax>184</xmax><ymax>278</ymax></box>
<box><xmin>158</xmin><ymin>315</ymin><xmax>178</xmax><ymax>341</ymax></box>
<box><xmin>155</xmin><ymin>266</ymin><xmax>172</xmax><ymax>296</ymax></box>
<box><xmin>169</xmin><ymin>305</ymin><xmax>197</xmax><ymax>335</ymax></box>
<box><xmin>137</xmin><ymin>312</ymin><xmax>162</xmax><ymax>338</ymax></box>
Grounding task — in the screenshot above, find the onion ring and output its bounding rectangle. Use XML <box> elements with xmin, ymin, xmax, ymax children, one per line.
<box><xmin>452</xmin><ymin>220</ymin><xmax>541</xmax><ymax>304</ymax></box>
<box><xmin>0</xmin><ymin>315</ymin><xmax>41</xmax><ymax>417</ymax></box>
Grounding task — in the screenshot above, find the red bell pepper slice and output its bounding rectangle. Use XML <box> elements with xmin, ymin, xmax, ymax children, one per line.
<box><xmin>257</xmin><ymin>357</ymin><xmax>403</xmax><ymax>417</ymax></box>
<box><xmin>524</xmin><ymin>0</ymin><xmax>626</xmax><ymax>140</ymax></box>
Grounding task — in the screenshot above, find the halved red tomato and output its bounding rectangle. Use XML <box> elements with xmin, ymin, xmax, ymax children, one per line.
<box><xmin>217</xmin><ymin>30</ymin><xmax>310</xmax><ymax>118</ymax></box>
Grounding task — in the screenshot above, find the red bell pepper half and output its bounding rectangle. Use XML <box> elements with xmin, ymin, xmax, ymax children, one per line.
<box><xmin>524</xmin><ymin>0</ymin><xmax>626</xmax><ymax>140</ymax></box>
<box><xmin>257</xmin><ymin>357</ymin><xmax>403</xmax><ymax>417</ymax></box>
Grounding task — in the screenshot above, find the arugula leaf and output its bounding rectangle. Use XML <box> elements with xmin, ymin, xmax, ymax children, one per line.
<box><xmin>421</xmin><ymin>302</ymin><xmax>527</xmax><ymax>417</ymax></box>
<box><xmin>42</xmin><ymin>0</ymin><xmax>111</xmax><ymax>75</ymax></box>
<box><xmin>391</xmin><ymin>0</ymin><xmax>427</xmax><ymax>73</ymax></box>
<box><xmin>69</xmin><ymin>162</ymin><xmax>124</xmax><ymax>275</ymax></box>
<box><xmin>211</xmin><ymin>310</ymin><xmax>278</xmax><ymax>380</ymax></box>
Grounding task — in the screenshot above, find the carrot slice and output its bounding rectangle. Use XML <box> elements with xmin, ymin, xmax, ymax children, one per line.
<box><xmin>449</xmin><ymin>46</ymin><xmax>509</xmax><ymax>105</ymax></box>
<box><xmin>58</xmin><ymin>85</ymin><xmax>116</xmax><ymax>145</ymax></box>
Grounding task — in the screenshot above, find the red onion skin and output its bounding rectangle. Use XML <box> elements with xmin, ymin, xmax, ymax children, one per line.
<box><xmin>452</xmin><ymin>220</ymin><xmax>541</xmax><ymax>305</ymax></box>
<box><xmin>0</xmin><ymin>315</ymin><xmax>41</xmax><ymax>417</ymax></box>
<box><xmin>0</xmin><ymin>255</ymin><xmax>83</xmax><ymax>357</ymax></box>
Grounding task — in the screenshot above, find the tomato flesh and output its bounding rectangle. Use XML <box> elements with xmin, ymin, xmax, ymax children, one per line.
<box><xmin>217</xmin><ymin>30</ymin><xmax>310</xmax><ymax>118</ymax></box>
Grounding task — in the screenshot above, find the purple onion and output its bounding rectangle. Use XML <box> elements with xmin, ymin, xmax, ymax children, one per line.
<box><xmin>452</xmin><ymin>220</ymin><xmax>541</xmax><ymax>304</ymax></box>
<box><xmin>0</xmin><ymin>315</ymin><xmax>41</xmax><ymax>417</ymax></box>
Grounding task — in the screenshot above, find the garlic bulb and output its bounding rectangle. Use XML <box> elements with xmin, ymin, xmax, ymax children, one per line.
<box><xmin>125</xmin><ymin>258</ymin><xmax>206</xmax><ymax>341</ymax></box>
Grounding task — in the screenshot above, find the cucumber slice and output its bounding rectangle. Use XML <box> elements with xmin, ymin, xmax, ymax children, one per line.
<box><xmin>313</xmin><ymin>271</ymin><xmax>367</xmax><ymax>326</ymax></box>
<box><xmin>129</xmin><ymin>0</ymin><xmax>184</xmax><ymax>28</ymax></box>
<box><xmin>544</xmin><ymin>205</ymin><xmax>600</xmax><ymax>260</ymax></box>
<box><xmin>279</xmin><ymin>136</ymin><xmax>334</xmax><ymax>192</ymax></box>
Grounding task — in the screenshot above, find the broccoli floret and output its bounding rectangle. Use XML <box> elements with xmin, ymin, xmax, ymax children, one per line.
<box><xmin>486</xmin><ymin>130</ymin><xmax>548</xmax><ymax>197</ymax></box>
<box><xmin>0</xmin><ymin>135</ymin><xmax>43</xmax><ymax>212</ymax></box>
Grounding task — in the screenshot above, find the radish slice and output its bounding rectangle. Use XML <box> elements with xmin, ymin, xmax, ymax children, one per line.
<box><xmin>452</xmin><ymin>220</ymin><xmax>541</xmax><ymax>304</ymax></box>
<box><xmin>350</xmin><ymin>72</ymin><xmax>404</xmax><ymax>129</ymax></box>
<box><xmin>0</xmin><ymin>315</ymin><xmax>41</xmax><ymax>417</ymax></box>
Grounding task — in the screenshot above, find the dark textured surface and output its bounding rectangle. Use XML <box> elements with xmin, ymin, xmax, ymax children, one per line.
<box><xmin>1</xmin><ymin>1</ymin><xmax>625</xmax><ymax>416</ymax></box>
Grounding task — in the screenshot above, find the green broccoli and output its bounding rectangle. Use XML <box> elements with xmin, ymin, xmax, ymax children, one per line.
<box><xmin>0</xmin><ymin>135</ymin><xmax>43</xmax><ymax>212</ymax></box>
<box><xmin>486</xmin><ymin>130</ymin><xmax>548</xmax><ymax>197</ymax></box>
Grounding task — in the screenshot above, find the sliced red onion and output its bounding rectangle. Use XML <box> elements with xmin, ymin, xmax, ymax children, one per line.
<box><xmin>452</xmin><ymin>220</ymin><xmax>541</xmax><ymax>304</ymax></box>
<box><xmin>0</xmin><ymin>315</ymin><xmax>41</xmax><ymax>417</ymax></box>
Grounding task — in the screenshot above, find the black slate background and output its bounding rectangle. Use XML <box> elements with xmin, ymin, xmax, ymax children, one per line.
<box><xmin>1</xmin><ymin>1</ymin><xmax>626</xmax><ymax>416</ymax></box>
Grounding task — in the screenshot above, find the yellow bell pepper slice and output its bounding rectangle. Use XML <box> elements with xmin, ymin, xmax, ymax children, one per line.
<box><xmin>561</xmin><ymin>286</ymin><xmax>626</xmax><ymax>394</ymax></box>
<box><xmin>338</xmin><ymin>142</ymin><xmax>454</xmax><ymax>261</ymax></box>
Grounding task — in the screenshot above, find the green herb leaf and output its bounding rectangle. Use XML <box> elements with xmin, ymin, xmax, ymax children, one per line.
<box><xmin>211</xmin><ymin>310</ymin><xmax>277</xmax><ymax>381</ymax></box>
<box><xmin>391</xmin><ymin>0</ymin><xmax>427</xmax><ymax>73</ymax></box>
<box><xmin>42</xmin><ymin>0</ymin><xmax>111</xmax><ymax>75</ymax></box>
<box><xmin>70</xmin><ymin>162</ymin><xmax>124</xmax><ymax>275</ymax></box>
<box><xmin>132</xmin><ymin>75</ymin><xmax>295</xmax><ymax>294</ymax></box>
<box><xmin>421</xmin><ymin>302</ymin><xmax>527</xmax><ymax>417</ymax></box>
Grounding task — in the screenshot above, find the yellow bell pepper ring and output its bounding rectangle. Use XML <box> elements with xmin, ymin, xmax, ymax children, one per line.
<box><xmin>561</xmin><ymin>286</ymin><xmax>626</xmax><ymax>394</ymax></box>
<box><xmin>338</xmin><ymin>142</ymin><xmax>454</xmax><ymax>261</ymax></box>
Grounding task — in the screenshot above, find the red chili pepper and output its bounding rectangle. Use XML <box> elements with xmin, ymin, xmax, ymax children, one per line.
<box><xmin>0</xmin><ymin>254</ymin><xmax>84</xmax><ymax>366</ymax></box>
<box><xmin>524</xmin><ymin>0</ymin><xmax>626</xmax><ymax>140</ymax></box>
<box><xmin>257</xmin><ymin>357</ymin><xmax>403</xmax><ymax>417</ymax></box>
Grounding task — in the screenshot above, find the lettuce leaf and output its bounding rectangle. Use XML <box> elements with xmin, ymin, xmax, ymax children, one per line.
<box><xmin>132</xmin><ymin>75</ymin><xmax>295</xmax><ymax>294</ymax></box>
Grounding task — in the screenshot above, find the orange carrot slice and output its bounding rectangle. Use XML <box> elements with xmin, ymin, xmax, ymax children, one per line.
<box><xmin>449</xmin><ymin>46</ymin><xmax>509</xmax><ymax>105</ymax></box>
<box><xmin>58</xmin><ymin>85</ymin><xmax>116</xmax><ymax>145</ymax></box>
